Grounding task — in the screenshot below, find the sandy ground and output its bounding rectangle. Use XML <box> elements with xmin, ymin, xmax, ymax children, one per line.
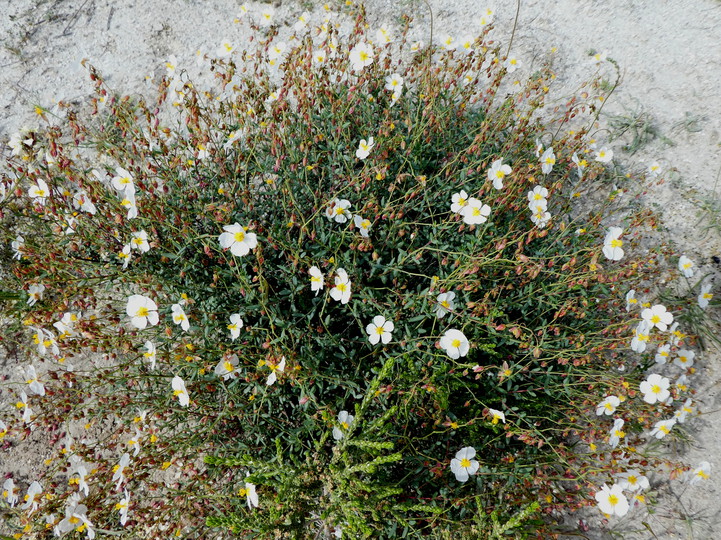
<box><xmin>2</xmin><ymin>0</ymin><xmax>721</xmax><ymax>537</ymax></box>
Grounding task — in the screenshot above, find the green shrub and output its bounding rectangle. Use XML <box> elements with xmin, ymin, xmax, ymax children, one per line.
<box><xmin>0</xmin><ymin>3</ymin><xmax>705</xmax><ymax>538</ymax></box>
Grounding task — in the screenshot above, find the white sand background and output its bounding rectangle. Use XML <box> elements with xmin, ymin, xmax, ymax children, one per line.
<box><xmin>1</xmin><ymin>0</ymin><xmax>721</xmax><ymax>537</ymax></box>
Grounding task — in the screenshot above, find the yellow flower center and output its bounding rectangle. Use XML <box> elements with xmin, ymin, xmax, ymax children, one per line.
<box><xmin>337</xmin><ymin>283</ymin><xmax>347</xmax><ymax>292</ymax></box>
<box><xmin>628</xmin><ymin>475</ymin><xmax>637</xmax><ymax>484</ymax></box>
<box><xmin>341</xmin><ymin>421</ymin><xmax>349</xmax><ymax>429</ymax></box>
<box><xmin>375</xmin><ymin>326</ymin><xmax>385</xmax><ymax>335</ymax></box>
<box><xmin>651</xmin><ymin>315</ymin><xmax>661</xmax><ymax>323</ymax></box>
<box><xmin>495</xmin><ymin>170</ymin><xmax>505</xmax><ymax>179</ymax></box>
<box><xmin>610</xmin><ymin>239</ymin><xmax>623</xmax><ymax>248</ymax></box>
<box><xmin>608</xmin><ymin>494</ymin><xmax>618</xmax><ymax>506</ymax></box>
<box><xmin>136</xmin><ymin>307</ymin><xmax>149</xmax><ymax>317</ymax></box>
<box><xmin>651</xmin><ymin>384</ymin><xmax>661</xmax><ymax>394</ymax></box>
<box><xmin>359</xmin><ymin>51</ymin><xmax>369</xmax><ymax>61</ymax></box>
<box><xmin>223</xmin><ymin>361</ymin><xmax>234</xmax><ymax>372</ymax></box>
<box><xmin>234</xmin><ymin>231</ymin><xmax>245</xmax><ymax>242</ymax></box>
<box><xmin>460</xmin><ymin>458</ymin><xmax>471</xmax><ymax>468</ymax></box>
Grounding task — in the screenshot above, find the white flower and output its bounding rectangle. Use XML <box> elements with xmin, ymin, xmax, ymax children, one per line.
<box><xmin>655</xmin><ymin>344</ymin><xmax>670</xmax><ymax>364</ymax></box>
<box><xmin>3</xmin><ymin>478</ymin><xmax>18</xmax><ymax>507</ymax></box>
<box><xmin>117</xmin><ymin>490</ymin><xmax>130</xmax><ymax>526</ymax></box>
<box><xmin>674</xmin><ymin>349</ymin><xmax>695</xmax><ymax>369</ymax></box>
<box><xmin>689</xmin><ymin>461</ymin><xmax>712</xmax><ymax>485</ymax></box>
<box><xmin>126</xmin><ymin>295</ymin><xmax>159</xmax><ymax>330</ymax></box>
<box><xmin>596</xmin><ymin>395</ymin><xmax>620</xmax><ymax>416</ymax></box>
<box><xmin>530</xmin><ymin>208</ymin><xmax>552</xmax><ymax>229</ymax></box>
<box><xmin>375</xmin><ymin>24</ymin><xmax>393</xmax><ymax>45</ymax></box>
<box><xmin>698</xmin><ymin>283</ymin><xmax>713</xmax><ymax>309</ymax></box>
<box><xmin>17</xmin><ymin>390</ymin><xmax>33</xmax><ymax>424</ymax></box>
<box><xmin>356</xmin><ymin>137</ymin><xmax>375</xmax><ymax>160</ymax></box>
<box><xmin>27</xmin><ymin>283</ymin><xmax>45</xmax><ymax>306</ymax></box>
<box><xmin>28</xmin><ymin>179</ymin><xmax>50</xmax><ymax>205</ymax></box>
<box><xmin>172</xmin><ymin>375</ymin><xmax>190</xmax><ymax>406</ymax></box>
<box><xmin>112</xmin><ymin>167</ymin><xmax>135</xmax><ymax>195</ymax></box>
<box><xmin>11</xmin><ymin>235</ymin><xmax>24</xmax><ymax>260</ymax></box>
<box><xmin>650</xmin><ymin>418</ymin><xmax>676</xmax><ymax>439</ymax></box>
<box><xmin>439</xmin><ymin>34</ymin><xmax>456</xmax><ymax>51</ymax></box>
<box><xmin>56</xmin><ymin>498</ymin><xmax>96</xmax><ymax>539</ymax></box>
<box><xmin>112</xmin><ymin>453</ymin><xmax>130</xmax><ymax>490</ymax></box>
<box><xmin>639</xmin><ymin>373</ymin><xmax>670</xmax><ymax>404</ymax></box>
<box><xmin>625</xmin><ymin>289</ymin><xmax>638</xmax><ymax>311</ymax></box>
<box><xmin>678</xmin><ymin>255</ymin><xmax>694</xmax><ymax>278</ymax></box>
<box><xmin>309</xmin><ymin>266</ymin><xmax>324</xmax><ymax>296</ymax></box>
<box><xmin>641</xmin><ymin>304</ymin><xmax>673</xmax><ymax>332</ymax></box>
<box><xmin>602</xmin><ymin>227</ymin><xmax>624</xmax><ymax>261</ymax></box>
<box><xmin>294</xmin><ymin>11</ymin><xmax>310</xmax><ymax>32</ymax></box>
<box><xmin>120</xmin><ymin>191</ymin><xmax>138</xmax><ymax>219</ymax></box>
<box><xmin>259</xmin><ymin>5</ymin><xmax>275</xmax><ymax>27</ymax></box>
<box><xmin>330</xmin><ymin>268</ymin><xmax>352</xmax><ymax>304</ymax></box>
<box><xmin>488</xmin><ymin>408</ymin><xmax>505</xmax><ymax>425</ymax></box>
<box><xmin>630</xmin><ymin>320</ymin><xmax>651</xmax><ymax>353</ymax></box>
<box><xmin>130</xmin><ymin>230</ymin><xmax>150</xmax><ymax>253</ymax></box>
<box><xmin>219</xmin><ymin>223</ymin><xmax>258</xmax><ymax>257</ymax></box>
<box><xmin>410</xmin><ymin>41</ymin><xmax>424</xmax><ymax>53</ymax></box>
<box><xmin>450</xmin><ymin>446</ymin><xmax>479</xmax><ymax>482</ymax></box>
<box><xmin>457</xmin><ymin>35</ymin><xmax>475</xmax><ymax>54</ymax></box>
<box><xmin>53</xmin><ymin>311</ymin><xmax>79</xmax><ymax>338</ymax></box>
<box><xmin>266</xmin><ymin>356</ymin><xmax>286</xmax><ymax>386</ymax></box>
<box><xmin>451</xmin><ymin>190</ymin><xmax>469</xmax><ymax>214</ymax></box>
<box><xmin>24</xmin><ymin>365</ymin><xmax>45</xmax><ymax>396</ymax></box>
<box><xmin>214</xmin><ymin>355</ymin><xmax>240</xmax><ymax>380</ymax></box>
<box><xmin>608</xmin><ymin>418</ymin><xmax>625</xmax><ymax>448</ymax></box>
<box><xmin>460</xmin><ymin>197</ymin><xmax>491</xmax><ymax>225</ymax></box>
<box><xmin>326</xmin><ymin>198</ymin><xmax>352</xmax><ymax>223</ymax></box>
<box><xmin>21</xmin><ymin>481</ymin><xmax>42</xmax><ymax>514</ymax></box>
<box><xmin>143</xmin><ymin>341</ymin><xmax>157</xmax><ymax>370</ymax></box>
<box><xmin>540</xmin><ymin>147</ymin><xmax>555</xmax><ymax>174</ymax></box>
<box><xmin>228</xmin><ymin>313</ymin><xmax>243</xmax><ymax>340</ymax></box>
<box><xmin>674</xmin><ymin>398</ymin><xmax>695</xmax><ymax>423</ymax></box>
<box><xmin>217</xmin><ymin>39</ymin><xmax>236</xmax><ymax>57</ymax></box>
<box><xmin>503</xmin><ymin>56</ymin><xmax>521</xmax><ymax>73</ymax></box>
<box><xmin>171</xmin><ymin>303</ymin><xmax>189</xmax><ymax>331</ymax></box>
<box><xmin>590</xmin><ymin>50</ymin><xmax>607</xmax><ymax>63</ymax></box>
<box><xmin>353</xmin><ymin>215</ymin><xmax>372</xmax><ymax>237</ymax></box>
<box><xmin>268</xmin><ymin>41</ymin><xmax>287</xmax><ymax>64</ymax></box>
<box><xmin>595</xmin><ymin>147</ymin><xmax>614</xmax><ymax>163</ymax></box>
<box><xmin>487</xmin><ymin>159</ymin><xmax>512</xmax><ymax>189</ymax></box>
<box><xmin>439</xmin><ymin>329</ymin><xmax>469</xmax><ymax>359</ymax></box>
<box><xmin>384</xmin><ymin>73</ymin><xmax>403</xmax><ymax>93</ymax></box>
<box><xmin>571</xmin><ymin>153</ymin><xmax>587</xmax><ymax>178</ymax></box>
<box><xmin>478</xmin><ymin>8</ymin><xmax>494</xmax><ymax>26</ymax></box>
<box><xmin>647</xmin><ymin>162</ymin><xmax>662</xmax><ymax>177</ymax></box>
<box><xmin>349</xmin><ymin>42</ymin><xmax>374</xmax><ymax>72</ymax></box>
<box><xmin>595</xmin><ymin>483</ymin><xmax>629</xmax><ymax>517</ymax></box>
<box><xmin>243</xmin><ymin>473</ymin><xmax>259</xmax><ymax>509</ymax></box>
<box><xmin>527</xmin><ymin>186</ymin><xmax>548</xmax><ymax>203</ymax></box>
<box><xmin>366</xmin><ymin>315</ymin><xmax>394</xmax><ymax>345</ymax></box>
<box><xmin>333</xmin><ymin>410</ymin><xmax>354</xmax><ymax>440</ymax></box>
<box><xmin>435</xmin><ymin>292</ymin><xmax>455</xmax><ymax>319</ymax></box>
<box><xmin>313</xmin><ymin>49</ymin><xmax>327</xmax><ymax>65</ymax></box>
<box><xmin>617</xmin><ymin>470</ymin><xmax>650</xmax><ymax>492</ymax></box>
<box><xmin>72</xmin><ymin>190</ymin><xmax>97</xmax><ymax>214</ymax></box>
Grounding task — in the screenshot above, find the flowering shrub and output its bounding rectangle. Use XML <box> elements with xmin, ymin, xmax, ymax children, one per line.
<box><xmin>0</xmin><ymin>3</ymin><xmax>715</xmax><ymax>538</ymax></box>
